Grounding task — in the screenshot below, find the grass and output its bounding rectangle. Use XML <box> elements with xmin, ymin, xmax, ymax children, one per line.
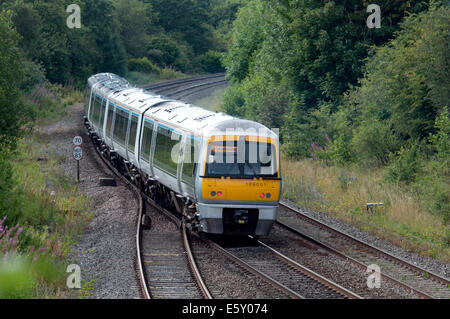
<box><xmin>194</xmin><ymin>86</ymin><xmax>449</xmax><ymax>263</ymax></box>
<box><xmin>193</xmin><ymin>87</ymin><xmax>226</xmax><ymax>112</ymax></box>
<box><xmin>281</xmin><ymin>156</ymin><xmax>450</xmax><ymax>262</ymax></box>
<box><xmin>127</xmin><ymin>69</ymin><xmax>188</xmax><ymax>87</ymax></box>
<box><xmin>0</xmin><ymin>87</ymin><xmax>92</xmax><ymax>298</ymax></box>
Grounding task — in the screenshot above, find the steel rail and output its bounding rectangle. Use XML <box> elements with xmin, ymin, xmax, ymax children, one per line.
<box><xmin>182</xmin><ymin>221</ymin><xmax>213</xmax><ymax>299</ymax></box>
<box><xmin>279</xmin><ymin>201</ymin><xmax>450</xmax><ymax>297</ymax></box>
<box><xmin>254</xmin><ymin>237</ymin><xmax>363</xmax><ymax>299</ymax></box>
<box><xmin>89</xmin><ymin>130</ymin><xmax>151</xmax><ymax>299</ymax></box>
<box><xmin>90</xmin><ymin>135</ymin><xmax>212</xmax><ymax>299</ymax></box>
<box><xmin>156</xmin><ymin>79</ymin><xmax>228</xmax><ymax>96</ymax></box>
<box><xmin>174</xmin><ymin>81</ymin><xmax>229</xmax><ymax>99</ymax></box>
<box><xmin>141</xmin><ymin>192</ymin><xmax>213</xmax><ymax>299</ymax></box>
<box><xmin>142</xmin><ymin>73</ymin><xmax>225</xmax><ymax>90</ymax></box>
<box><xmin>201</xmin><ymin>236</ymin><xmax>305</xmax><ymax>299</ymax></box>
<box><xmin>274</xmin><ymin>220</ymin><xmax>433</xmax><ymax>299</ymax></box>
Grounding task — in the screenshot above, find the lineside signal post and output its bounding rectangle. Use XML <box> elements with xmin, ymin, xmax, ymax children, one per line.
<box><xmin>73</xmin><ymin>136</ymin><xmax>83</xmax><ymax>182</ymax></box>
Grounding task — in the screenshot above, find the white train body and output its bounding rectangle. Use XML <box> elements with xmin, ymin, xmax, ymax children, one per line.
<box><xmin>84</xmin><ymin>73</ymin><xmax>281</xmax><ymax>236</ymax></box>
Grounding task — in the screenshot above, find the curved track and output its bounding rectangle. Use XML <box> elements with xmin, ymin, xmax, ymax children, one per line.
<box><xmin>85</xmin><ymin>74</ymin><xmax>439</xmax><ymax>299</ymax></box>
<box><xmin>204</xmin><ymin>236</ymin><xmax>363</xmax><ymax>299</ymax></box>
<box><xmin>87</xmin><ymin>119</ymin><xmax>212</xmax><ymax>300</ymax></box>
<box><xmin>142</xmin><ymin>73</ymin><xmax>227</xmax><ymax>100</ymax></box>
<box><xmin>279</xmin><ymin>201</ymin><xmax>450</xmax><ymax>299</ymax></box>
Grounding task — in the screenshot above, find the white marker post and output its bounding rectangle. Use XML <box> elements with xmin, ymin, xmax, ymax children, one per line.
<box><xmin>73</xmin><ymin>136</ymin><xmax>83</xmax><ymax>182</ymax></box>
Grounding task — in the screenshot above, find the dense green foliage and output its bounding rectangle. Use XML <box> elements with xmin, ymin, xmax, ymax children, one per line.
<box><xmin>223</xmin><ymin>1</ymin><xmax>449</xmax><ymax>222</ymax></box>
<box><xmin>0</xmin><ymin>0</ymin><xmax>242</xmax><ymax>89</ymax></box>
<box><xmin>0</xmin><ymin>1</ymin><xmax>245</xmax><ymax>297</ymax></box>
<box><xmin>0</xmin><ymin>10</ymin><xmax>26</xmax><ymax>151</ymax></box>
<box><xmin>0</xmin><ymin>10</ymin><xmax>28</xmax><ymax>215</ymax></box>
<box><xmin>224</xmin><ymin>0</ymin><xmax>431</xmax><ymax>152</ymax></box>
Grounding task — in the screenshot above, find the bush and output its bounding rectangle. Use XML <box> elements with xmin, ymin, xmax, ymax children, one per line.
<box><xmin>429</xmin><ymin>106</ymin><xmax>450</xmax><ymax>171</ymax></box>
<box><xmin>327</xmin><ymin>134</ymin><xmax>354</xmax><ymax>165</ymax></box>
<box><xmin>146</xmin><ymin>35</ymin><xmax>180</xmax><ymax>67</ymax></box>
<box><xmin>222</xmin><ymin>83</ymin><xmax>246</xmax><ymax>117</ymax></box>
<box><xmin>351</xmin><ymin>120</ymin><xmax>401</xmax><ymax>167</ymax></box>
<box><xmin>128</xmin><ymin>57</ymin><xmax>161</xmax><ymax>74</ymax></box>
<box><xmin>0</xmin><ymin>256</ymin><xmax>34</xmax><ymax>299</ymax></box>
<box><xmin>195</xmin><ymin>51</ymin><xmax>225</xmax><ymax>73</ymax></box>
<box><xmin>20</xmin><ymin>59</ymin><xmax>46</xmax><ymax>92</ymax></box>
<box><xmin>385</xmin><ymin>142</ymin><xmax>421</xmax><ymax>184</ymax></box>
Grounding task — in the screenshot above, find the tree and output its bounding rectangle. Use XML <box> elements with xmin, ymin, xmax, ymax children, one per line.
<box><xmin>113</xmin><ymin>0</ymin><xmax>156</xmax><ymax>58</ymax></box>
<box><xmin>0</xmin><ymin>10</ymin><xmax>26</xmax><ymax>152</ymax></box>
<box><xmin>83</xmin><ymin>0</ymin><xmax>127</xmax><ymax>75</ymax></box>
<box><xmin>223</xmin><ymin>0</ymin><xmax>433</xmax><ymax>157</ymax></box>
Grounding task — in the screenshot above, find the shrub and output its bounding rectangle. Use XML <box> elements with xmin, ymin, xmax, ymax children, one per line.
<box><xmin>351</xmin><ymin>120</ymin><xmax>401</xmax><ymax>167</ymax></box>
<box><xmin>0</xmin><ymin>255</ymin><xmax>34</xmax><ymax>298</ymax></box>
<box><xmin>385</xmin><ymin>142</ymin><xmax>421</xmax><ymax>184</ymax></box>
<box><xmin>20</xmin><ymin>59</ymin><xmax>46</xmax><ymax>92</ymax></box>
<box><xmin>146</xmin><ymin>35</ymin><xmax>180</xmax><ymax>67</ymax></box>
<box><xmin>222</xmin><ymin>83</ymin><xmax>246</xmax><ymax>117</ymax></box>
<box><xmin>128</xmin><ymin>57</ymin><xmax>161</xmax><ymax>74</ymax></box>
<box><xmin>429</xmin><ymin>106</ymin><xmax>450</xmax><ymax>172</ymax></box>
<box><xmin>323</xmin><ymin>134</ymin><xmax>354</xmax><ymax>166</ymax></box>
<box><xmin>195</xmin><ymin>51</ymin><xmax>225</xmax><ymax>73</ymax></box>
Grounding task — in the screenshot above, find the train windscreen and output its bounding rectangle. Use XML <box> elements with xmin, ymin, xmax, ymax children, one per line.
<box><xmin>204</xmin><ymin>140</ymin><xmax>278</xmax><ymax>179</ymax></box>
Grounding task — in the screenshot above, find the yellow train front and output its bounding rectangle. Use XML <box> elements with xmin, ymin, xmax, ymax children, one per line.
<box><xmin>194</xmin><ymin>125</ymin><xmax>281</xmax><ymax>236</ymax></box>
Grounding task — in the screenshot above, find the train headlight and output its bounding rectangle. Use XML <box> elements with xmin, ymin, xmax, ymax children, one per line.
<box><xmin>217</xmin><ymin>191</ymin><xmax>223</xmax><ymax>197</ymax></box>
<box><xmin>211</xmin><ymin>191</ymin><xmax>216</xmax><ymax>197</ymax></box>
<box><xmin>266</xmin><ymin>193</ymin><xmax>271</xmax><ymax>199</ymax></box>
<box><xmin>260</xmin><ymin>192</ymin><xmax>265</xmax><ymax>198</ymax></box>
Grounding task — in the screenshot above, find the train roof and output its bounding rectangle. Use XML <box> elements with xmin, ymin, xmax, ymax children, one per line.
<box><xmin>88</xmin><ymin>73</ymin><xmax>278</xmax><ymax>139</ymax></box>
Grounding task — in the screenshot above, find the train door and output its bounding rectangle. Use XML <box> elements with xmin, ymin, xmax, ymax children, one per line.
<box><xmin>149</xmin><ymin>121</ymin><xmax>158</xmax><ymax>178</ymax></box>
<box><xmin>177</xmin><ymin>134</ymin><xmax>187</xmax><ymax>196</ymax></box>
<box><xmin>180</xmin><ymin>134</ymin><xmax>200</xmax><ymax>199</ymax></box>
<box><xmin>98</xmin><ymin>98</ymin><xmax>107</xmax><ymax>139</ymax></box>
<box><xmin>84</xmin><ymin>85</ymin><xmax>91</xmax><ymax>116</ymax></box>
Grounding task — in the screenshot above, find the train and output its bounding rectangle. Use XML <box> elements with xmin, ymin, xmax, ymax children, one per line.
<box><xmin>84</xmin><ymin>73</ymin><xmax>281</xmax><ymax>236</ymax></box>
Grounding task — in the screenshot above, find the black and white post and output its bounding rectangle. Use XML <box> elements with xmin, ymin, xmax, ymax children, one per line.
<box><xmin>73</xmin><ymin>136</ymin><xmax>83</xmax><ymax>183</ymax></box>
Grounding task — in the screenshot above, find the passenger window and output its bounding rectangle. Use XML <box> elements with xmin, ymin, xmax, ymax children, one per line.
<box><xmin>128</xmin><ymin>115</ymin><xmax>138</xmax><ymax>153</ymax></box>
<box><xmin>99</xmin><ymin>99</ymin><xmax>106</xmax><ymax>128</ymax></box>
<box><xmin>140</xmin><ymin>120</ymin><xmax>153</xmax><ymax>163</ymax></box>
<box><xmin>153</xmin><ymin>125</ymin><xmax>181</xmax><ymax>177</ymax></box>
<box><xmin>113</xmin><ymin>108</ymin><xmax>129</xmax><ymax>146</ymax></box>
<box><xmin>93</xmin><ymin>96</ymin><xmax>102</xmax><ymax>125</ymax></box>
<box><xmin>182</xmin><ymin>135</ymin><xmax>201</xmax><ymax>186</ymax></box>
<box><xmin>89</xmin><ymin>94</ymin><xmax>96</xmax><ymax>120</ymax></box>
<box><xmin>84</xmin><ymin>86</ymin><xmax>90</xmax><ymax>114</ymax></box>
<box><xmin>106</xmin><ymin>104</ymin><xmax>114</xmax><ymax>137</ymax></box>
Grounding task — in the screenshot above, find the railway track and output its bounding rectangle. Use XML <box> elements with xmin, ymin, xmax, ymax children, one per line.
<box><xmin>278</xmin><ymin>201</ymin><xmax>450</xmax><ymax>299</ymax></box>
<box><xmin>86</xmin><ymin>74</ymin><xmax>447</xmax><ymax>299</ymax></box>
<box><xmin>88</xmin><ymin>75</ymin><xmax>364</xmax><ymax>299</ymax></box>
<box><xmin>142</xmin><ymin>73</ymin><xmax>227</xmax><ymax>100</ymax></box>
<box><xmin>203</xmin><ymin>236</ymin><xmax>363</xmax><ymax>299</ymax></box>
<box><xmin>85</xmin><ymin>74</ymin><xmax>233</xmax><ymax>299</ymax></box>
<box><xmin>88</xmin><ymin>122</ymin><xmax>212</xmax><ymax>300</ymax></box>
<box><xmin>142</xmin><ymin>73</ymin><xmax>225</xmax><ymax>91</ymax></box>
